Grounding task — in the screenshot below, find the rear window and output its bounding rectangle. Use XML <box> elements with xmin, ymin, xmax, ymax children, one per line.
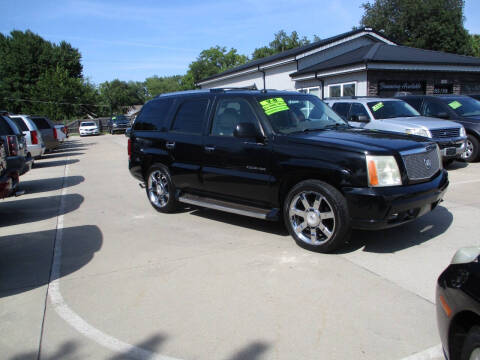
<box><xmin>0</xmin><ymin>117</ymin><xmax>13</xmax><ymax>135</ymax></box>
<box><xmin>171</xmin><ymin>99</ymin><xmax>209</xmax><ymax>134</ymax></box>
<box><xmin>31</xmin><ymin>117</ymin><xmax>51</xmax><ymax>129</ymax></box>
<box><xmin>10</xmin><ymin>116</ymin><xmax>29</xmax><ymax>132</ymax></box>
<box><xmin>134</xmin><ymin>99</ymin><xmax>173</xmax><ymax>131</ymax></box>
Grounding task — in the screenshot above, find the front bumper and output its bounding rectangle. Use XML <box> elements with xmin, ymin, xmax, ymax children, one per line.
<box><xmin>80</xmin><ymin>129</ymin><xmax>100</xmax><ymax>136</ymax></box>
<box><xmin>343</xmin><ymin>169</ymin><xmax>448</xmax><ymax>230</ymax></box>
<box><xmin>436</xmin><ymin>138</ymin><xmax>467</xmax><ymax>159</ymax></box>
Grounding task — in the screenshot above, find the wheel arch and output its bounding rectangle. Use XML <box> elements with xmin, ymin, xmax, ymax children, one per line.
<box><xmin>449</xmin><ymin>311</ymin><xmax>480</xmax><ymax>360</ymax></box>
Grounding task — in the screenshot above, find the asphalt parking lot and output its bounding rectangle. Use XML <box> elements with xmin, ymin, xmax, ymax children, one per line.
<box><xmin>1</xmin><ymin>135</ymin><xmax>480</xmax><ymax>360</ymax></box>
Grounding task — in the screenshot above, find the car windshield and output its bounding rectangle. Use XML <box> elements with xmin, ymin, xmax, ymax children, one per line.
<box><xmin>81</xmin><ymin>122</ymin><xmax>96</xmax><ymax>126</ymax></box>
<box><xmin>439</xmin><ymin>97</ymin><xmax>480</xmax><ymax>117</ymax></box>
<box><xmin>367</xmin><ymin>100</ymin><xmax>420</xmax><ymax>119</ymax></box>
<box><xmin>256</xmin><ymin>95</ymin><xmax>347</xmax><ymax>135</ymax></box>
<box><xmin>112</xmin><ymin>115</ymin><xmax>129</xmax><ymax>123</ymax></box>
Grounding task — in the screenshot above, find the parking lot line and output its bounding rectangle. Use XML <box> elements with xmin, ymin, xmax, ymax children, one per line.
<box><xmin>45</xmin><ymin>161</ymin><xmax>182</xmax><ymax>360</ymax></box>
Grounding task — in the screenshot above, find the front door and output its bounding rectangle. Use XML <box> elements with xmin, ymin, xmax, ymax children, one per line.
<box><xmin>202</xmin><ymin>96</ymin><xmax>273</xmax><ymax>207</ymax></box>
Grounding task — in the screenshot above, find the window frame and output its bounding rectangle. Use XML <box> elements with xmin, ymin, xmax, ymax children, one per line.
<box><xmin>327</xmin><ymin>81</ymin><xmax>357</xmax><ymax>98</ymax></box>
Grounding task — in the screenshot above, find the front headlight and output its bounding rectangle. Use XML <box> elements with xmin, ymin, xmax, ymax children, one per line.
<box><xmin>460</xmin><ymin>126</ymin><xmax>466</xmax><ymax>137</ymax></box>
<box><xmin>405</xmin><ymin>128</ymin><xmax>431</xmax><ymax>138</ymax></box>
<box><xmin>113</xmin><ymin>123</ymin><xmax>118</xmax><ymax>127</ymax></box>
<box><xmin>366</xmin><ymin>155</ymin><xmax>402</xmax><ymax>187</ymax></box>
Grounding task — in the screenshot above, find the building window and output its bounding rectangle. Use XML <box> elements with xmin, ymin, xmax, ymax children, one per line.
<box><xmin>298</xmin><ymin>87</ymin><xmax>321</xmax><ymax>98</ymax></box>
<box><xmin>328</xmin><ymin>82</ymin><xmax>356</xmax><ymax>97</ymax></box>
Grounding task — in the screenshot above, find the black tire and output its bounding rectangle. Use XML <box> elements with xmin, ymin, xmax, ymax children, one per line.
<box><xmin>462</xmin><ymin>134</ymin><xmax>479</xmax><ymax>163</ymax></box>
<box><xmin>461</xmin><ymin>325</ymin><xmax>480</xmax><ymax>360</ymax></box>
<box><xmin>145</xmin><ymin>165</ymin><xmax>177</xmax><ymax>213</ymax></box>
<box><xmin>283</xmin><ymin>179</ymin><xmax>350</xmax><ymax>253</ymax></box>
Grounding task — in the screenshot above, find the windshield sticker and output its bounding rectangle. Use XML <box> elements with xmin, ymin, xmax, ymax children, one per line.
<box><xmin>372</xmin><ymin>102</ymin><xmax>384</xmax><ymax>112</ymax></box>
<box><xmin>448</xmin><ymin>100</ymin><xmax>462</xmax><ymax>109</ymax></box>
<box><xmin>112</xmin><ymin>116</ymin><xmax>117</xmax><ymax>120</ymax></box>
<box><xmin>259</xmin><ymin>98</ymin><xmax>289</xmax><ymax>116</ymax></box>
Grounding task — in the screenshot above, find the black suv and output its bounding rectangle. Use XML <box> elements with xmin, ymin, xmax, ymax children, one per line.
<box><xmin>108</xmin><ymin>115</ymin><xmax>130</xmax><ymax>134</ymax></box>
<box><xmin>129</xmin><ymin>90</ymin><xmax>448</xmax><ymax>253</ymax></box>
<box><xmin>398</xmin><ymin>95</ymin><xmax>480</xmax><ymax>162</ymax></box>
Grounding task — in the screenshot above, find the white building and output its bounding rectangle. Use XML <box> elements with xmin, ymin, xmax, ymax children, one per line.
<box><xmin>198</xmin><ymin>28</ymin><xmax>480</xmax><ymax>98</ymax></box>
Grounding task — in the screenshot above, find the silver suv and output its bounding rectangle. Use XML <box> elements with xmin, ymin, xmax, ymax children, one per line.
<box><xmin>9</xmin><ymin>115</ymin><xmax>46</xmax><ymax>160</ymax></box>
<box><xmin>325</xmin><ymin>97</ymin><xmax>466</xmax><ymax>161</ymax></box>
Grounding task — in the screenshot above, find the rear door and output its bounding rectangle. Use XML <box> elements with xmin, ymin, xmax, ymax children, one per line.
<box><xmin>32</xmin><ymin>117</ymin><xmax>55</xmax><ymax>149</ymax></box>
<box><xmin>202</xmin><ymin>95</ymin><xmax>273</xmax><ymax>206</ymax></box>
<box><xmin>166</xmin><ymin>96</ymin><xmax>210</xmax><ymax>191</ymax></box>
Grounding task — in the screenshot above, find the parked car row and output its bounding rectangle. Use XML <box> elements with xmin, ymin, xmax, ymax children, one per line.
<box><xmin>0</xmin><ymin>112</ymin><xmax>64</xmax><ymax>199</ymax></box>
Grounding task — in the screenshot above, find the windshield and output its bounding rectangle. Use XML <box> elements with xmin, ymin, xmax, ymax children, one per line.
<box><xmin>367</xmin><ymin>100</ymin><xmax>420</xmax><ymax>119</ymax></box>
<box><xmin>81</xmin><ymin>122</ymin><xmax>96</xmax><ymax>126</ymax></box>
<box><xmin>440</xmin><ymin>97</ymin><xmax>480</xmax><ymax>117</ymax></box>
<box><xmin>256</xmin><ymin>95</ymin><xmax>347</xmax><ymax>135</ymax></box>
<box><xmin>112</xmin><ymin>115</ymin><xmax>129</xmax><ymax>123</ymax></box>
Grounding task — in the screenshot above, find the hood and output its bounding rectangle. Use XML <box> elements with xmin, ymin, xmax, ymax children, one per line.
<box><xmin>287</xmin><ymin>127</ymin><xmax>432</xmax><ymax>154</ymax></box>
<box><xmin>382</xmin><ymin>116</ymin><xmax>461</xmax><ymax>129</ymax></box>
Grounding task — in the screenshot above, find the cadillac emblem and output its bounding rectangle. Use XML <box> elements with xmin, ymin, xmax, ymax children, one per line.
<box><xmin>424</xmin><ymin>158</ymin><xmax>432</xmax><ymax>169</ymax></box>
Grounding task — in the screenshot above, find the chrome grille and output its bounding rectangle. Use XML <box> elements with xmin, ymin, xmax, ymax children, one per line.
<box><xmin>430</xmin><ymin>128</ymin><xmax>460</xmax><ymax>139</ymax></box>
<box><xmin>402</xmin><ymin>146</ymin><xmax>440</xmax><ymax>181</ymax></box>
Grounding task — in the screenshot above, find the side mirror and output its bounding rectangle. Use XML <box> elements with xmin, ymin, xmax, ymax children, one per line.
<box><xmin>234</xmin><ymin>122</ymin><xmax>262</xmax><ymax>140</ymax></box>
<box><xmin>125</xmin><ymin>127</ymin><xmax>131</xmax><ymax>138</ymax></box>
<box><xmin>436</xmin><ymin>112</ymin><xmax>450</xmax><ymax>119</ymax></box>
<box><xmin>350</xmin><ymin>115</ymin><xmax>369</xmax><ymax>123</ymax></box>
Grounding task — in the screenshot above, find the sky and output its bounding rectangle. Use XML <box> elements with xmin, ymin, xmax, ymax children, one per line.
<box><xmin>2</xmin><ymin>0</ymin><xmax>480</xmax><ymax>85</ymax></box>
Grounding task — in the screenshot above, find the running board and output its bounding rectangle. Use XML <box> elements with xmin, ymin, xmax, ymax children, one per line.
<box><xmin>178</xmin><ymin>193</ymin><xmax>278</xmax><ymax>221</ymax></box>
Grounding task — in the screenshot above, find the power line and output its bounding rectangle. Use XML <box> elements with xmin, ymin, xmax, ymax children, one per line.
<box><xmin>2</xmin><ymin>97</ymin><xmax>110</xmax><ymax>107</ymax></box>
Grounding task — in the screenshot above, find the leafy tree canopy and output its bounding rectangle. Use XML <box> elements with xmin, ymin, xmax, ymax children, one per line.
<box><xmin>360</xmin><ymin>0</ymin><xmax>475</xmax><ymax>55</ymax></box>
<box><xmin>98</xmin><ymin>79</ymin><xmax>146</xmax><ymax>115</ymax></box>
<box><xmin>252</xmin><ymin>30</ymin><xmax>313</xmax><ymax>60</ymax></box>
<box><xmin>144</xmin><ymin>75</ymin><xmax>183</xmax><ymax>99</ymax></box>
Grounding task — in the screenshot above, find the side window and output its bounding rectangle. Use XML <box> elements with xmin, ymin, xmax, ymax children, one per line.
<box><xmin>349</xmin><ymin>103</ymin><xmax>370</xmax><ymax>120</ymax></box>
<box><xmin>171</xmin><ymin>98</ymin><xmax>209</xmax><ymax>135</ymax></box>
<box><xmin>332</xmin><ymin>103</ymin><xmax>351</xmax><ymax>120</ymax></box>
<box><xmin>403</xmin><ymin>98</ymin><xmax>422</xmax><ymax>112</ymax></box>
<box><xmin>134</xmin><ymin>99</ymin><xmax>173</xmax><ymax>131</ymax></box>
<box><xmin>424</xmin><ymin>100</ymin><xmax>447</xmax><ymax>117</ymax></box>
<box><xmin>10</xmin><ymin>117</ymin><xmax>29</xmax><ymax>131</ymax></box>
<box><xmin>0</xmin><ymin>117</ymin><xmax>12</xmax><ymax>135</ymax></box>
<box><xmin>211</xmin><ymin>98</ymin><xmax>258</xmax><ymax>137</ymax></box>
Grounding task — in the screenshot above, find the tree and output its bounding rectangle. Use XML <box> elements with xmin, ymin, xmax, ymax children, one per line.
<box><xmin>360</xmin><ymin>0</ymin><xmax>474</xmax><ymax>55</ymax></box>
<box><xmin>99</xmin><ymin>79</ymin><xmax>145</xmax><ymax>114</ymax></box>
<box><xmin>252</xmin><ymin>30</ymin><xmax>312</xmax><ymax>60</ymax></box>
<box><xmin>144</xmin><ymin>75</ymin><xmax>183</xmax><ymax>99</ymax></box>
<box><xmin>183</xmin><ymin>46</ymin><xmax>248</xmax><ymax>88</ymax></box>
<box><xmin>471</xmin><ymin>34</ymin><xmax>480</xmax><ymax>57</ymax></box>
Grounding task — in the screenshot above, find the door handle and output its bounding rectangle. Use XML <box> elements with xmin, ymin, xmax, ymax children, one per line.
<box><xmin>204</xmin><ymin>146</ymin><xmax>215</xmax><ymax>152</ymax></box>
<box><xmin>165</xmin><ymin>141</ymin><xmax>175</xmax><ymax>149</ymax></box>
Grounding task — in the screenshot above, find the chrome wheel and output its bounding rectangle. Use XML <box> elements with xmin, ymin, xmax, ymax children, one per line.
<box><xmin>469</xmin><ymin>348</ymin><xmax>480</xmax><ymax>360</ymax></box>
<box><xmin>462</xmin><ymin>139</ymin><xmax>474</xmax><ymax>159</ymax></box>
<box><xmin>289</xmin><ymin>191</ymin><xmax>335</xmax><ymax>246</ymax></box>
<box><xmin>148</xmin><ymin>170</ymin><xmax>169</xmax><ymax>208</ymax></box>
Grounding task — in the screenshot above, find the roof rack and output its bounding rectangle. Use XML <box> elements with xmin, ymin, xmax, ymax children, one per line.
<box><xmin>209</xmin><ymin>85</ymin><xmax>259</xmax><ymax>92</ymax></box>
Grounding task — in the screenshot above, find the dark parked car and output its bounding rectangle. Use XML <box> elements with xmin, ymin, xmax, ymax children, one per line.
<box><xmin>0</xmin><ymin>118</ymin><xmax>25</xmax><ymax>197</ymax></box>
<box><xmin>108</xmin><ymin>115</ymin><xmax>130</xmax><ymax>134</ymax></box>
<box><xmin>0</xmin><ymin>114</ymin><xmax>31</xmax><ymax>176</ymax></box>
<box><xmin>468</xmin><ymin>95</ymin><xmax>480</xmax><ymax>101</ymax></box>
<box><xmin>0</xmin><ymin>138</ymin><xmax>14</xmax><ymax>198</ymax></box>
<box><xmin>128</xmin><ymin>89</ymin><xmax>448</xmax><ymax>253</ymax></box>
<box><xmin>398</xmin><ymin>95</ymin><xmax>480</xmax><ymax>162</ymax></box>
<box><xmin>30</xmin><ymin>116</ymin><xmax>60</xmax><ymax>152</ymax></box>
<box><xmin>437</xmin><ymin>247</ymin><xmax>480</xmax><ymax>360</ymax></box>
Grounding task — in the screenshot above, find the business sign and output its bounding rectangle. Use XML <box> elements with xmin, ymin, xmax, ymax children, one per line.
<box><xmin>378</xmin><ymin>80</ymin><xmax>426</xmax><ymax>92</ymax></box>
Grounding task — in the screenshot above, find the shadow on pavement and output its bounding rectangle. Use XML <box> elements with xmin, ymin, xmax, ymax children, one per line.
<box><xmin>33</xmin><ymin>159</ymin><xmax>79</xmax><ymax>168</ymax></box>
<box><xmin>10</xmin><ymin>340</ymin><xmax>78</xmax><ymax>360</ymax></box>
<box><xmin>19</xmin><ymin>176</ymin><xmax>84</xmax><ymax>195</ymax></box>
<box><xmin>40</xmin><ymin>151</ymin><xmax>85</xmax><ymax>159</ymax></box>
<box><xmin>337</xmin><ymin>205</ymin><xmax>453</xmax><ymax>254</ymax></box>
<box><xmin>109</xmin><ymin>334</ymin><xmax>167</xmax><ymax>360</ymax></box>
<box><xmin>226</xmin><ymin>341</ymin><xmax>270</xmax><ymax>360</ymax></box>
<box><xmin>190</xmin><ymin>208</ymin><xmax>289</xmax><ymax>236</ymax></box>
<box><xmin>0</xmin><ymin>225</ymin><xmax>102</xmax><ymax>297</ymax></box>
<box><xmin>445</xmin><ymin>160</ymin><xmax>468</xmax><ymax>170</ymax></box>
<box><xmin>0</xmin><ymin>193</ymin><xmax>83</xmax><ymax>226</ymax></box>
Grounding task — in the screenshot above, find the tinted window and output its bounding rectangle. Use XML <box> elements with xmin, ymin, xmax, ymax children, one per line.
<box><xmin>171</xmin><ymin>99</ymin><xmax>208</xmax><ymax>134</ymax></box>
<box><xmin>10</xmin><ymin>116</ymin><xmax>29</xmax><ymax>131</ymax></box>
<box><xmin>112</xmin><ymin>115</ymin><xmax>129</xmax><ymax>123</ymax></box>
<box><xmin>438</xmin><ymin>97</ymin><xmax>480</xmax><ymax>117</ymax></box>
<box><xmin>32</xmin><ymin>117</ymin><xmax>50</xmax><ymax>129</ymax></box>
<box><xmin>2</xmin><ymin>116</ymin><xmax>21</xmax><ymax>135</ymax></box>
<box><xmin>349</xmin><ymin>103</ymin><xmax>369</xmax><ymax>120</ymax></box>
<box><xmin>332</xmin><ymin>103</ymin><xmax>350</xmax><ymax>120</ymax></box>
<box><xmin>401</xmin><ymin>97</ymin><xmax>423</xmax><ymax>111</ymax></box>
<box><xmin>134</xmin><ymin>99</ymin><xmax>173</xmax><ymax>131</ymax></box>
<box><xmin>367</xmin><ymin>101</ymin><xmax>420</xmax><ymax>119</ymax></box>
<box><xmin>0</xmin><ymin>117</ymin><xmax>13</xmax><ymax>135</ymax></box>
<box><xmin>423</xmin><ymin>100</ymin><xmax>448</xmax><ymax>117</ymax></box>
<box><xmin>211</xmin><ymin>98</ymin><xmax>258</xmax><ymax>136</ymax></box>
